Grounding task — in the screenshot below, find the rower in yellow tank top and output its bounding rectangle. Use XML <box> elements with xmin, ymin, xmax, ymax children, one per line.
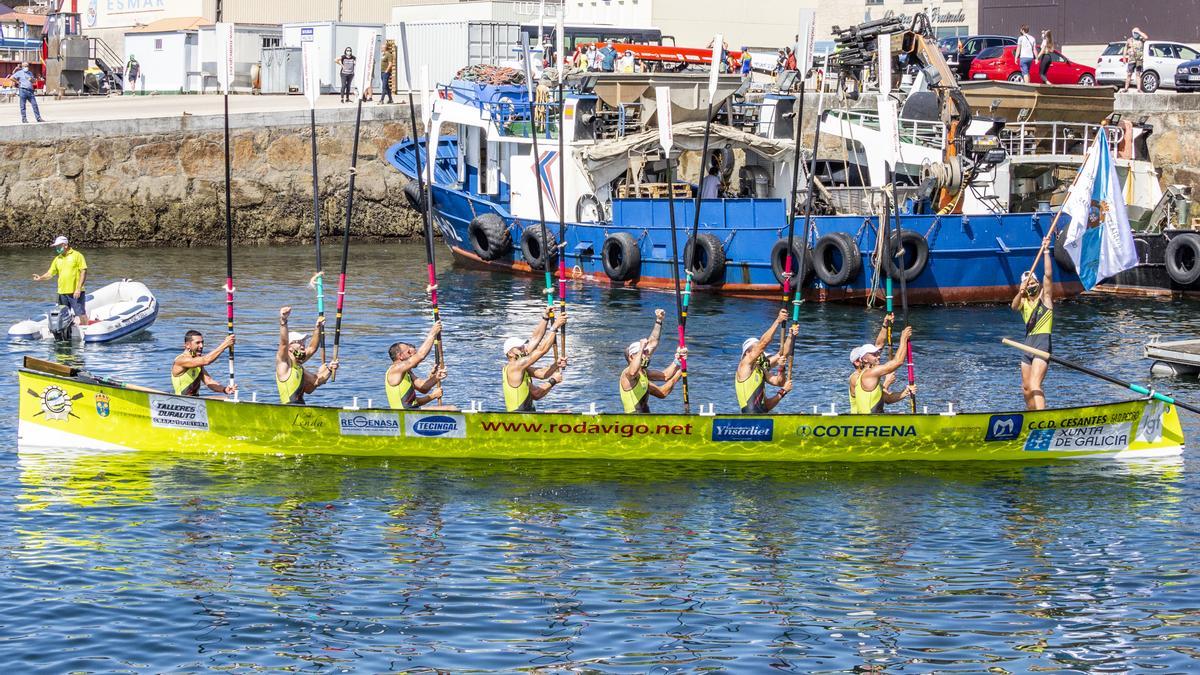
<box><xmin>170</xmin><ymin>329</ymin><xmax>237</xmax><ymax>397</ymax></box>
<box><xmin>275</xmin><ymin>306</ymin><xmax>336</xmax><ymax>405</ymax></box>
<box><xmin>385</xmin><ymin>321</ymin><xmax>448</xmax><ymax>410</ymax></box>
<box><xmin>618</xmin><ymin>310</ymin><xmax>684</xmax><ymax>413</ymax></box>
<box><xmin>501</xmin><ymin>310</ymin><xmax>569</xmax><ymax>413</ymax></box>
<box><xmin>1012</xmin><ymin>237</ymin><xmax>1054</xmax><ymax>410</ymax></box>
<box><xmin>845</xmin><ymin>316</ymin><xmax>915</xmax><ymax>414</ymax></box>
<box><xmin>734</xmin><ymin>309</ymin><xmax>797</xmax><ymax>414</ymax></box>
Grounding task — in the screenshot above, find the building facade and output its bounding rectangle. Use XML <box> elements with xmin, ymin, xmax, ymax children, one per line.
<box><xmin>815</xmin><ymin>0</ymin><xmax>978</xmax><ymax>43</ymax></box>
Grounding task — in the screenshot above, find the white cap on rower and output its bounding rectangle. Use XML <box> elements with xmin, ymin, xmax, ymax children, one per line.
<box><xmin>503</xmin><ymin>337</ymin><xmax>526</xmax><ymax>354</ymax></box>
<box><xmin>741</xmin><ymin>338</ymin><xmax>759</xmax><ymax>354</ymax></box>
<box><xmin>626</xmin><ymin>341</ymin><xmax>643</xmax><ymax>358</ymax></box>
<box><xmin>52</xmin><ymin>235</ymin><xmax>68</xmax><ymax>247</ymax></box>
<box><xmin>288</xmin><ymin>331</ymin><xmax>308</xmax><ymax>344</ymax></box>
<box><xmin>849</xmin><ymin>343</ymin><xmax>881</xmax><ymax>364</ymax></box>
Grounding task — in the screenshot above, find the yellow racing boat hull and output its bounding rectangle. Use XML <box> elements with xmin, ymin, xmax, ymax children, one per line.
<box><xmin>17</xmin><ymin>369</ymin><xmax>1185</xmax><ymax>462</ymax></box>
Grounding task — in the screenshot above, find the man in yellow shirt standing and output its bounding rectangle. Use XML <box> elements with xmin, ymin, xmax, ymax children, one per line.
<box><xmin>33</xmin><ymin>235</ymin><xmax>89</xmax><ymax>326</ymax></box>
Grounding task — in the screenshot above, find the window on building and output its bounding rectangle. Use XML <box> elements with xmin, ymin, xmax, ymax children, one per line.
<box><xmin>154</xmin><ymin>38</ymin><xmax>163</xmax><ymax>50</ymax></box>
<box><xmin>262</xmin><ymin>36</ymin><xmax>280</xmax><ymax>48</ymax></box>
<box><xmin>935</xmin><ymin>26</ymin><xmax>969</xmax><ymax>39</ymax></box>
<box><xmin>866</xmin><ymin>0</ymin><xmax>882</xmax><ymax>4</ymax></box>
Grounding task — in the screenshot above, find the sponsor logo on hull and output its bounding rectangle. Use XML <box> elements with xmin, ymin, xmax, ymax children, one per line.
<box><xmin>985</xmin><ymin>414</ymin><xmax>1023</xmax><ymax>441</ymax></box>
<box><xmin>712</xmin><ymin>418</ymin><xmax>774</xmax><ymax>442</ymax></box>
<box><xmin>339</xmin><ymin>411</ymin><xmax>402</xmax><ymax>436</ymax></box>
<box><xmin>149</xmin><ymin>394</ymin><xmax>209</xmax><ymax>431</ymax></box>
<box><xmin>1024</xmin><ymin>422</ymin><xmax>1131</xmax><ymax>452</ymax></box>
<box><xmin>405</xmin><ymin>413</ymin><xmax>467</xmax><ymax>438</ymax></box>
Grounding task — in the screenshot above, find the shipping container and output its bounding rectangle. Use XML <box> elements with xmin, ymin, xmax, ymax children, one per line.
<box><xmin>281</xmin><ymin>21</ymin><xmax>384</xmax><ymax>94</ymax></box>
<box><xmin>197</xmin><ymin>24</ymin><xmax>282</xmax><ymax>93</ymax></box>
<box><xmin>261</xmin><ymin>47</ymin><xmax>303</xmax><ymax>94</ymax></box>
<box><xmin>385</xmin><ymin>20</ymin><xmax>521</xmax><ymax>91</ymax></box>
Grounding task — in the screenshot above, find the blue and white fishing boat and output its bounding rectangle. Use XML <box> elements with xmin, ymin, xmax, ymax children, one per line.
<box><xmin>387</xmin><ymin>20</ymin><xmax>1083</xmax><ymax>305</ymax></box>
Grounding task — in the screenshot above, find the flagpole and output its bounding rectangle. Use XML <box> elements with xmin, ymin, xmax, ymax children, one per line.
<box><xmin>1026</xmin><ymin>124</ymin><xmax>1109</xmax><ymax>276</ymax></box>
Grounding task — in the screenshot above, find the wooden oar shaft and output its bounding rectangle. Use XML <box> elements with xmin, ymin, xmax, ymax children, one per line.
<box><xmin>310</xmin><ymin>108</ymin><xmax>326</xmax><ymax>364</ymax></box>
<box><xmin>223</xmin><ymin>91</ymin><xmax>235</xmax><ymax>387</ymax></box>
<box><xmin>1001</xmin><ymin>338</ymin><xmax>1200</xmax><ymax>414</ymax></box>
<box><xmin>666</xmin><ymin>159</ymin><xmax>690</xmax><ymax>413</ymax></box>
<box><xmin>331</xmin><ymin>98</ymin><xmax>364</xmax><ymax>379</ymax></box>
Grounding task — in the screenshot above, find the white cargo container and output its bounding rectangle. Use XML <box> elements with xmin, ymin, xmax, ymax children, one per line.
<box><xmin>281</xmin><ymin>21</ymin><xmax>384</xmax><ymax>94</ymax></box>
<box><xmin>197</xmin><ymin>23</ymin><xmax>282</xmax><ymax>93</ymax></box>
<box><xmin>384</xmin><ymin>21</ymin><xmax>520</xmax><ymax>91</ymax></box>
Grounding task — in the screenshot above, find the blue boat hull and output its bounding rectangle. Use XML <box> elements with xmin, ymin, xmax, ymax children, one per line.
<box><xmin>388</xmin><ymin>138</ymin><xmax>1082</xmax><ymax>305</ymax></box>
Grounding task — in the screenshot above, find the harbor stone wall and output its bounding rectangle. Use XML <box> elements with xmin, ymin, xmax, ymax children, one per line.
<box><xmin>1115</xmin><ymin>93</ymin><xmax>1200</xmax><ymax>190</ymax></box>
<box><xmin>0</xmin><ymin>106</ymin><xmax>422</xmax><ymax>248</ymax></box>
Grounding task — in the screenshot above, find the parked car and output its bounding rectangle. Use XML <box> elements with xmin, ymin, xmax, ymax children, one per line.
<box><xmin>1175</xmin><ymin>58</ymin><xmax>1200</xmax><ymax>92</ymax></box>
<box><xmin>968</xmin><ymin>45</ymin><xmax>1097</xmax><ymax>85</ymax></box>
<box><xmin>1096</xmin><ymin>40</ymin><xmax>1200</xmax><ymax>92</ymax></box>
<box><xmin>940</xmin><ymin>35</ymin><xmax>1018</xmax><ymax>80</ymax></box>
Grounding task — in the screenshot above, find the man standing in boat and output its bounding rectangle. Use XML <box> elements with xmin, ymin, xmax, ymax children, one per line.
<box><xmin>276</xmin><ymin>306</ymin><xmax>337</xmax><ymax>404</ymax></box>
<box><xmin>502</xmin><ymin>310</ymin><xmax>568</xmax><ymax>412</ymax></box>
<box><xmin>32</xmin><ymin>235</ymin><xmax>88</xmax><ymax>326</ymax></box>
<box><xmin>386</xmin><ymin>321</ymin><xmax>452</xmax><ymax>409</ymax></box>
<box><xmin>1013</xmin><ymin>236</ymin><xmax>1054</xmax><ymax>410</ymax></box>
<box><xmin>171</xmin><ymin>330</ymin><xmax>237</xmax><ymax>397</ymax></box>
<box><xmin>848</xmin><ymin>324</ymin><xmax>916</xmax><ymax>414</ymax></box>
<box><xmin>620</xmin><ymin>309</ymin><xmax>685</xmax><ymax>413</ymax></box>
<box><xmin>735</xmin><ymin>309</ymin><xmax>797</xmax><ymax>413</ymax></box>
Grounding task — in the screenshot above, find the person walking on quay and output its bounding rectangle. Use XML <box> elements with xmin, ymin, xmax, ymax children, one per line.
<box><xmin>600</xmin><ymin>43</ymin><xmax>617</xmax><ymax>72</ymax></box>
<box><xmin>1037</xmin><ymin>30</ymin><xmax>1055</xmax><ymax>82</ymax></box>
<box><xmin>740</xmin><ymin>46</ymin><xmax>754</xmax><ymax>81</ymax></box>
<box><xmin>276</xmin><ymin>306</ymin><xmax>337</xmax><ymax>404</ymax></box>
<box><xmin>378</xmin><ymin>40</ymin><xmax>396</xmax><ymax>105</ymax></box>
<box><xmin>1012</xmin><ymin>236</ymin><xmax>1054</xmax><ymax>410</ymax></box>
<box><xmin>1123</xmin><ymin>27</ymin><xmax>1148</xmax><ymax>92</ymax></box>
<box><xmin>1015</xmin><ymin>25</ymin><xmax>1037</xmax><ymax>83</ymax></box>
<box><xmin>11</xmin><ymin>61</ymin><xmax>43</xmax><ymax>123</ymax></box>
<box><xmin>125</xmin><ymin>55</ymin><xmax>141</xmax><ymax>93</ymax></box>
<box><xmin>337</xmin><ymin>47</ymin><xmax>357</xmax><ymax>103</ymax></box>
<box><xmin>32</xmin><ymin>236</ymin><xmax>87</xmax><ymax>325</ymax></box>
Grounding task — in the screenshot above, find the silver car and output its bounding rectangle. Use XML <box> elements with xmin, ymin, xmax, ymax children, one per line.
<box><xmin>1096</xmin><ymin>39</ymin><xmax>1200</xmax><ymax>92</ymax></box>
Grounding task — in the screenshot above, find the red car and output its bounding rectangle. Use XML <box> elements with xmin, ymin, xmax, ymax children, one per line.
<box><xmin>968</xmin><ymin>45</ymin><xmax>1097</xmax><ymax>85</ymax></box>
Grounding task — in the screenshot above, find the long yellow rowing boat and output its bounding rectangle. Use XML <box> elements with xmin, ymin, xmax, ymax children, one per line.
<box><xmin>17</xmin><ymin>359</ymin><xmax>1185</xmax><ymax>462</ymax></box>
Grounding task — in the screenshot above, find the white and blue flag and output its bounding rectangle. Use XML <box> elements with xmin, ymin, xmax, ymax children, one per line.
<box><xmin>1061</xmin><ymin>129</ymin><xmax>1138</xmax><ymax>290</ymax></box>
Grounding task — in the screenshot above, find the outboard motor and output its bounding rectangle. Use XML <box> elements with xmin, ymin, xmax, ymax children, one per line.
<box><xmin>47</xmin><ymin>305</ymin><xmax>74</xmax><ymax>341</ymax></box>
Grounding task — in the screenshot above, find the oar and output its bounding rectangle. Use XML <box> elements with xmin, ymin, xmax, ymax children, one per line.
<box><xmin>520</xmin><ymin>35</ymin><xmax>558</xmax><ymax>355</ymax></box>
<box><xmin>554</xmin><ymin>17</ymin><xmax>568</xmax><ymax>359</ymax></box>
<box><xmin>301</xmin><ymin>41</ymin><xmax>326</xmax><ymax>364</ymax></box>
<box><xmin>217</xmin><ymin>23</ymin><xmax>236</xmax><ymax>393</ymax></box>
<box><xmin>656</xmin><ymin>87</ymin><xmax>690</xmax><ymax>413</ymax></box>
<box><xmin>788</xmin><ymin>65</ymin><xmax>828</xmax><ymax>378</ymax></box>
<box><xmin>331</xmin><ymin>34</ymin><xmax>378</xmax><ymax>380</ymax></box>
<box><xmin>778</xmin><ymin>30</ymin><xmax>805</xmax><ymax>362</ymax></box>
<box><xmin>1002</xmin><ymin>338</ymin><xmax>1200</xmax><ymax>414</ymax></box>
<box><xmin>399</xmin><ymin>26</ymin><xmax>445</xmax><ymax>385</ymax></box>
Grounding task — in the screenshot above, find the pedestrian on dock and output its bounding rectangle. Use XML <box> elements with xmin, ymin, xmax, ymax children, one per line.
<box><xmin>1037</xmin><ymin>30</ymin><xmax>1054</xmax><ymax>82</ymax></box>
<box><xmin>734</xmin><ymin>309</ymin><xmax>796</xmax><ymax>413</ymax></box>
<box><xmin>11</xmin><ymin>62</ymin><xmax>43</xmax><ymax>123</ymax></box>
<box><xmin>125</xmin><ymin>55</ymin><xmax>141</xmax><ymax>94</ymax></box>
<box><xmin>1013</xmin><ymin>236</ymin><xmax>1054</xmax><ymax>410</ymax></box>
<box><xmin>337</xmin><ymin>47</ymin><xmax>357</xmax><ymax>103</ymax></box>
<box><xmin>1123</xmin><ymin>27</ymin><xmax>1148</xmax><ymax>93</ymax></box>
<box><xmin>502</xmin><ymin>310</ymin><xmax>568</xmax><ymax>412</ymax></box>
<box><xmin>619</xmin><ymin>309</ymin><xmax>684</xmax><ymax>413</ymax></box>
<box><xmin>379</xmin><ymin>40</ymin><xmax>396</xmax><ymax>105</ymax></box>
<box><xmin>32</xmin><ymin>236</ymin><xmax>87</xmax><ymax>325</ymax></box>
<box><xmin>1015</xmin><ymin>26</ymin><xmax>1037</xmax><ymax>83</ymax></box>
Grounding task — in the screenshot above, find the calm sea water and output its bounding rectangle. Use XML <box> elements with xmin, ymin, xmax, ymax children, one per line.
<box><xmin>2</xmin><ymin>243</ymin><xmax>1199</xmax><ymax>672</ymax></box>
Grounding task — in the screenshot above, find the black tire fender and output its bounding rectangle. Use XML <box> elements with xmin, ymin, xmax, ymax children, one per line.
<box><xmin>882</xmin><ymin>229</ymin><xmax>929</xmax><ymax>282</ymax></box>
<box><xmin>467</xmin><ymin>213</ymin><xmax>511</xmax><ymax>261</ymax></box>
<box><xmin>402</xmin><ymin>181</ymin><xmax>426</xmax><ymax>211</ymax></box>
<box><xmin>813</xmin><ymin>231</ymin><xmax>863</xmax><ymax>286</ymax></box>
<box><xmin>684</xmin><ymin>233</ymin><xmax>727</xmax><ymax>286</ymax></box>
<box><xmin>1165</xmin><ymin>232</ymin><xmax>1200</xmax><ymax>285</ymax></box>
<box><xmin>770</xmin><ymin>238</ymin><xmax>814</xmax><ymax>286</ymax></box>
<box><xmin>520</xmin><ymin>226</ymin><xmax>558</xmax><ymax>271</ymax></box>
<box><xmin>601</xmin><ymin>232</ymin><xmax>641</xmax><ymax>282</ymax></box>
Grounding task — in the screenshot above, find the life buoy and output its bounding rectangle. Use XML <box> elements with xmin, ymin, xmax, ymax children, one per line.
<box><xmin>770</xmin><ymin>238</ymin><xmax>813</xmax><ymax>286</ymax></box>
<box><xmin>468</xmin><ymin>213</ymin><xmax>511</xmax><ymax>261</ymax></box>
<box><xmin>684</xmin><ymin>233</ymin><xmax>727</xmax><ymax>286</ymax></box>
<box><xmin>1165</xmin><ymin>232</ymin><xmax>1200</xmax><ymax>285</ymax></box>
<box><xmin>577</xmin><ymin>193</ymin><xmax>605</xmax><ymax>222</ymax></box>
<box><xmin>813</xmin><ymin>232</ymin><xmax>863</xmax><ymax>286</ymax></box>
<box><xmin>601</xmin><ymin>232</ymin><xmax>641</xmax><ymax>281</ymax></box>
<box><xmin>1053</xmin><ymin>228</ymin><xmax>1075</xmax><ymax>274</ymax></box>
<box><xmin>402</xmin><ymin>181</ymin><xmax>426</xmax><ymax>211</ymax></box>
<box><xmin>520</xmin><ymin>226</ymin><xmax>557</xmax><ymax>271</ymax></box>
<box><xmin>881</xmin><ymin>229</ymin><xmax>929</xmax><ymax>282</ymax></box>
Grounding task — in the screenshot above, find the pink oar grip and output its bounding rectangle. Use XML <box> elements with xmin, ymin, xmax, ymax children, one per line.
<box><xmin>225</xmin><ymin>277</ymin><xmax>234</xmax><ymax>319</ymax></box>
<box><xmin>426</xmin><ymin>264</ymin><xmax>438</xmax><ymax>305</ymax></box>
<box><xmin>336</xmin><ymin>273</ymin><xmax>347</xmax><ymax>310</ymax></box>
<box><xmin>906</xmin><ymin>342</ymin><xmax>915</xmax><ymax>383</ymax></box>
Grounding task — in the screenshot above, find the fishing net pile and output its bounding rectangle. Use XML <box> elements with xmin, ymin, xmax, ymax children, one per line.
<box><xmin>454</xmin><ymin>64</ymin><xmax>526</xmax><ymax>86</ymax></box>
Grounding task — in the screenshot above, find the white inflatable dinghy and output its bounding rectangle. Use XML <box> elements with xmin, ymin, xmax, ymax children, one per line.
<box><xmin>9</xmin><ymin>280</ymin><xmax>159</xmax><ymax>343</ymax></box>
